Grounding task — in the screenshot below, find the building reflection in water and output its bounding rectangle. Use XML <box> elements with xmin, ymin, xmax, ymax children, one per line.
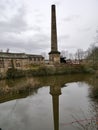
<box><xmin>50</xmin><ymin>85</ymin><xmax>61</xmax><ymax>130</ymax></box>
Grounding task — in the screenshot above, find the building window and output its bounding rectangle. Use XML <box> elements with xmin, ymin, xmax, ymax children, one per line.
<box><xmin>8</xmin><ymin>61</ymin><xmax>12</xmax><ymax>68</ymax></box>
<box><xmin>41</xmin><ymin>57</ymin><xmax>44</xmax><ymax>61</ymax></box>
<box><xmin>29</xmin><ymin>57</ymin><xmax>32</xmax><ymax>61</ymax></box>
<box><xmin>0</xmin><ymin>60</ymin><xmax>4</xmax><ymax>68</ymax></box>
<box><xmin>16</xmin><ymin>62</ymin><xmax>21</xmax><ymax>67</ymax></box>
<box><xmin>37</xmin><ymin>58</ymin><xmax>39</xmax><ymax>61</ymax></box>
<box><xmin>34</xmin><ymin>58</ymin><xmax>36</xmax><ymax>61</ymax></box>
<box><xmin>38</xmin><ymin>58</ymin><xmax>40</xmax><ymax>61</ymax></box>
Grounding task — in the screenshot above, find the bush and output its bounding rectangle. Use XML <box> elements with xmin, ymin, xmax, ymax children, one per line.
<box><xmin>80</xmin><ymin>65</ymin><xmax>95</xmax><ymax>74</ymax></box>
<box><xmin>6</xmin><ymin>68</ymin><xmax>25</xmax><ymax>79</ymax></box>
<box><xmin>6</xmin><ymin>64</ymin><xmax>96</xmax><ymax>79</ymax></box>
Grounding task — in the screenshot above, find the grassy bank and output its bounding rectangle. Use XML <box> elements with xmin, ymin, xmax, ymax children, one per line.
<box><xmin>6</xmin><ymin>64</ymin><xmax>96</xmax><ymax>79</ymax></box>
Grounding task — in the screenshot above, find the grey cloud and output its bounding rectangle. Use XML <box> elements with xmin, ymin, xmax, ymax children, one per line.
<box><xmin>30</xmin><ymin>26</ymin><xmax>41</xmax><ymax>32</ymax></box>
<box><xmin>27</xmin><ymin>33</ymin><xmax>50</xmax><ymax>50</ymax></box>
<box><xmin>0</xmin><ymin>0</ymin><xmax>20</xmax><ymax>20</ymax></box>
<box><xmin>0</xmin><ymin>2</ymin><xmax>43</xmax><ymax>34</ymax></box>
<box><xmin>0</xmin><ymin>1</ymin><xmax>9</xmax><ymax>20</ymax></box>
<box><xmin>0</xmin><ymin>0</ymin><xmax>21</xmax><ymax>9</ymax></box>
<box><xmin>0</xmin><ymin>1</ymin><xmax>5</xmax><ymax>10</ymax></box>
<box><xmin>59</xmin><ymin>34</ymin><xmax>70</xmax><ymax>41</ymax></box>
<box><xmin>0</xmin><ymin>0</ymin><xmax>54</xmax><ymax>54</ymax></box>
<box><xmin>34</xmin><ymin>11</ymin><xmax>44</xmax><ymax>19</ymax></box>
<box><xmin>52</xmin><ymin>0</ymin><xmax>61</xmax><ymax>5</ymax></box>
<box><xmin>0</xmin><ymin>7</ymin><xmax>28</xmax><ymax>33</ymax></box>
<box><xmin>64</xmin><ymin>15</ymin><xmax>80</xmax><ymax>22</ymax></box>
<box><xmin>78</xmin><ymin>27</ymin><xmax>92</xmax><ymax>32</ymax></box>
<box><xmin>31</xmin><ymin>33</ymin><xmax>50</xmax><ymax>42</ymax></box>
<box><xmin>34</xmin><ymin>9</ymin><xmax>48</xmax><ymax>24</ymax></box>
<box><xmin>0</xmin><ymin>32</ymin><xmax>50</xmax><ymax>53</ymax></box>
<box><xmin>0</xmin><ymin>0</ymin><xmax>11</xmax><ymax>10</ymax></box>
<box><xmin>60</xmin><ymin>44</ymin><xmax>78</xmax><ymax>50</ymax></box>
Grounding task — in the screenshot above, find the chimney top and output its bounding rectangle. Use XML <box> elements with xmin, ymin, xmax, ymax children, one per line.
<box><xmin>52</xmin><ymin>4</ymin><xmax>55</xmax><ymax>7</ymax></box>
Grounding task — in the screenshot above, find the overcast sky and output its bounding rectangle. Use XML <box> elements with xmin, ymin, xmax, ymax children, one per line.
<box><xmin>0</xmin><ymin>0</ymin><xmax>98</xmax><ymax>56</ymax></box>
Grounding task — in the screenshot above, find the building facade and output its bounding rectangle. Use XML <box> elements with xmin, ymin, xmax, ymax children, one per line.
<box><xmin>0</xmin><ymin>52</ymin><xmax>44</xmax><ymax>73</ymax></box>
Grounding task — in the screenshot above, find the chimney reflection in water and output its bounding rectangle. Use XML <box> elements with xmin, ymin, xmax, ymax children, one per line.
<box><xmin>50</xmin><ymin>85</ymin><xmax>61</xmax><ymax>130</ymax></box>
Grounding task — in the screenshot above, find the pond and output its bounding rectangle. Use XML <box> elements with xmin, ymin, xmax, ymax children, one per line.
<box><xmin>0</xmin><ymin>74</ymin><xmax>98</xmax><ymax>130</ymax></box>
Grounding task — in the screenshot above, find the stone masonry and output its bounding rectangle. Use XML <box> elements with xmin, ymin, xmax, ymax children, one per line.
<box><xmin>49</xmin><ymin>5</ymin><xmax>60</xmax><ymax>63</ymax></box>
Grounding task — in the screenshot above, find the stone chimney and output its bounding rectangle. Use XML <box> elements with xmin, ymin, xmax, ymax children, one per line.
<box><xmin>49</xmin><ymin>5</ymin><xmax>60</xmax><ymax>64</ymax></box>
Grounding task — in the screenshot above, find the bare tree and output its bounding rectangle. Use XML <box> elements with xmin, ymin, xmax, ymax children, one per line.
<box><xmin>0</xmin><ymin>49</ymin><xmax>3</xmax><ymax>52</ymax></box>
<box><xmin>69</xmin><ymin>53</ymin><xmax>74</xmax><ymax>60</ymax></box>
<box><xmin>6</xmin><ymin>48</ymin><xmax>9</xmax><ymax>53</ymax></box>
<box><xmin>61</xmin><ymin>50</ymin><xmax>69</xmax><ymax>59</ymax></box>
<box><xmin>75</xmin><ymin>49</ymin><xmax>84</xmax><ymax>62</ymax></box>
<box><xmin>41</xmin><ymin>52</ymin><xmax>48</xmax><ymax>59</ymax></box>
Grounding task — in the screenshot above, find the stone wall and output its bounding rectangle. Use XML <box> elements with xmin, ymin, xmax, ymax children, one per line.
<box><xmin>0</xmin><ymin>52</ymin><xmax>44</xmax><ymax>74</ymax></box>
<box><xmin>49</xmin><ymin>53</ymin><xmax>60</xmax><ymax>64</ymax></box>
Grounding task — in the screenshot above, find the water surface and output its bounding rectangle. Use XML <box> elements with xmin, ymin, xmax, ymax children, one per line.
<box><xmin>0</xmin><ymin>74</ymin><xmax>98</xmax><ymax>130</ymax></box>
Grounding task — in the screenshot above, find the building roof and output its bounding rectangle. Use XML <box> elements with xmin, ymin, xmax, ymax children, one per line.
<box><xmin>0</xmin><ymin>52</ymin><xmax>44</xmax><ymax>59</ymax></box>
<box><xmin>26</xmin><ymin>54</ymin><xmax>43</xmax><ymax>57</ymax></box>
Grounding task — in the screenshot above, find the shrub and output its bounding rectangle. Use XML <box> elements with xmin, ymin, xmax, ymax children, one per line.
<box><xmin>6</xmin><ymin>68</ymin><xmax>25</xmax><ymax>79</ymax></box>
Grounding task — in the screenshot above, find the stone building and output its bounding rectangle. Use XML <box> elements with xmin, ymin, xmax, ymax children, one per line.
<box><xmin>0</xmin><ymin>52</ymin><xmax>44</xmax><ymax>73</ymax></box>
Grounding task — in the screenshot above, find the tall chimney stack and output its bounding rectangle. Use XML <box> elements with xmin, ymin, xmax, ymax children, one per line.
<box><xmin>51</xmin><ymin>4</ymin><xmax>57</xmax><ymax>51</ymax></box>
<box><xmin>49</xmin><ymin>5</ymin><xmax>60</xmax><ymax>64</ymax></box>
